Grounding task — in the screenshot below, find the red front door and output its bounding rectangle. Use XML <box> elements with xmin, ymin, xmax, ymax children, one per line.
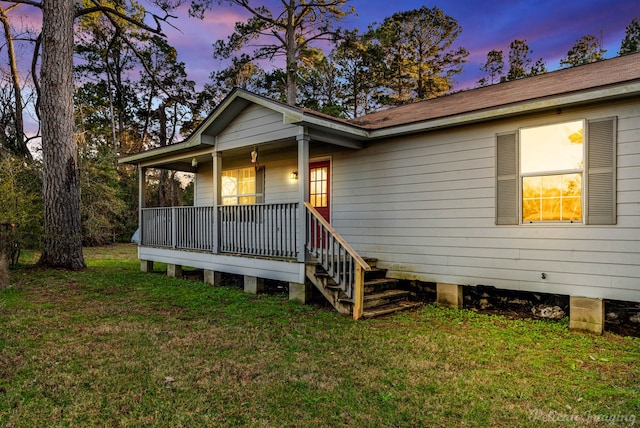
<box><xmin>309</xmin><ymin>161</ymin><xmax>330</xmax><ymax>223</ymax></box>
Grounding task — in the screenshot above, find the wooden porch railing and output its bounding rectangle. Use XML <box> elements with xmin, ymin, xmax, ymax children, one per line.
<box><xmin>218</xmin><ymin>203</ymin><xmax>298</xmax><ymax>258</ymax></box>
<box><xmin>141</xmin><ymin>203</ymin><xmax>298</xmax><ymax>259</ymax></box>
<box><xmin>141</xmin><ymin>206</ymin><xmax>216</xmax><ymax>251</ymax></box>
<box><xmin>304</xmin><ymin>202</ymin><xmax>371</xmax><ymax>320</ymax></box>
<box><xmin>141</xmin><ymin>207</ymin><xmax>172</xmax><ymax>248</ymax></box>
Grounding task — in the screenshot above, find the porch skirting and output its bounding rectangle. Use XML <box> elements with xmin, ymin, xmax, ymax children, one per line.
<box><xmin>138</xmin><ymin>246</ymin><xmax>306</xmax><ymax>284</ymax></box>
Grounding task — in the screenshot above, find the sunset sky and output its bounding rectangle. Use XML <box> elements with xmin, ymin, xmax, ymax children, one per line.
<box><xmin>2</xmin><ymin>1</ymin><xmax>639</xmax><ymax>94</ymax></box>
<box><xmin>158</xmin><ymin>0</ymin><xmax>640</xmax><ymax>91</ymax></box>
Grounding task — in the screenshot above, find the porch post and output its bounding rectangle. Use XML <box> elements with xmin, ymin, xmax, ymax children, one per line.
<box><xmin>138</xmin><ymin>166</ymin><xmax>146</xmax><ymax>245</ymax></box>
<box><xmin>138</xmin><ymin>165</ymin><xmax>151</xmax><ymax>272</ymax></box>
<box><xmin>296</xmin><ymin>127</ymin><xmax>310</xmax><ymax>262</ymax></box>
<box><xmin>212</xmin><ymin>151</ymin><xmax>221</xmax><ymax>253</ymax></box>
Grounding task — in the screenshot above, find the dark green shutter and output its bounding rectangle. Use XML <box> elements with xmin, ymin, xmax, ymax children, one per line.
<box><xmin>586</xmin><ymin>117</ymin><xmax>617</xmax><ymax>225</ymax></box>
<box><xmin>496</xmin><ymin>132</ymin><xmax>518</xmax><ymax>225</ymax></box>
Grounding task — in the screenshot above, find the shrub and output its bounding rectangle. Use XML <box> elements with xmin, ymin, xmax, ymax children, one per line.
<box><xmin>0</xmin><ymin>156</ymin><xmax>43</xmax><ymax>249</ymax></box>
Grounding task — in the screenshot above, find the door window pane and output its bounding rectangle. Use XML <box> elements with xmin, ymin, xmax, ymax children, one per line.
<box><xmin>310</xmin><ymin>166</ymin><xmax>328</xmax><ymax>208</ymax></box>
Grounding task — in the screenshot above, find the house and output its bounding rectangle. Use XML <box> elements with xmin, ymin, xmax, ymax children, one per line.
<box><xmin>119</xmin><ymin>52</ymin><xmax>640</xmax><ymax>333</ymax></box>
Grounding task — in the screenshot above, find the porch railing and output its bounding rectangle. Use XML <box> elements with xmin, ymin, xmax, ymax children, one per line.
<box><xmin>141</xmin><ymin>206</ymin><xmax>215</xmax><ymax>251</ymax></box>
<box><xmin>304</xmin><ymin>202</ymin><xmax>371</xmax><ymax>320</ymax></box>
<box><xmin>141</xmin><ymin>203</ymin><xmax>298</xmax><ymax>259</ymax></box>
<box><xmin>218</xmin><ymin>203</ymin><xmax>298</xmax><ymax>258</ymax></box>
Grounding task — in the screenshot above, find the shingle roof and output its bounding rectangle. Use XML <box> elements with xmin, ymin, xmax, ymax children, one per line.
<box><xmin>348</xmin><ymin>52</ymin><xmax>640</xmax><ymax>130</ymax></box>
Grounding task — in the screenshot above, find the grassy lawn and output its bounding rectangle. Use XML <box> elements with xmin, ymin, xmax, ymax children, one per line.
<box><xmin>1</xmin><ymin>244</ymin><xmax>639</xmax><ymax>427</ymax></box>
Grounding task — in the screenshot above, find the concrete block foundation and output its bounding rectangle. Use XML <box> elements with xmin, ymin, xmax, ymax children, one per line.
<box><xmin>140</xmin><ymin>260</ymin><xmax>153</xmax><ymax>273</ymax></box>
<box><xmin>289</xmin><ymin>281</ymin><xmax>312</xmax><ymax>304</ymax></box>
<box><xmin>437</xmin><ymin>283</ymin><xmax>463</xmax><ymax>309</ymax></box>
<box><xmin>244</xmin><ymin>275</ymin><xmax>264</xmax><ymax>294</ymax></box>
<box><xmin>204</xmin><ymin>269</ymin><xmax>222</xmax><ymax>286</ymax></box>
<box><xmin>570</xmin><ymin>296</ymin><xmax>604</xmax><ymax>334</ymax></box>
<box><xmin>167</xmin><ymin>264</ymin><xmax>182</xmax><ymax>278</ymax></box>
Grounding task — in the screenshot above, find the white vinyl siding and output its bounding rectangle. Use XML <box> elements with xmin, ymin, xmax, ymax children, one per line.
<box><xmin>194</xmin><ymin>162</ymin><xmax>213</xmax><ymax>207</ymax></box>
<box><xmin>330</xmin><ymin>101</ymin><xmax>639</xmax><ymax>303</ymax></box>
<box><xmin>262</xmin><ymin>157</ymin><xmax>299</xmax><ymax>204</ymax></box>
<box><xmin>193</xmin><ymin>157</ymin><xmax>298</xmax><ymax>206</ymax></box>
<box><xmin>217</xmin><ymin>104</ymin><xmax>298</xmax><ymax>150</ymax></box>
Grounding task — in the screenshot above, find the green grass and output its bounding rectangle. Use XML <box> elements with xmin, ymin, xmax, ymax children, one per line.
<box><xmin>1</xmin><ymin>244</ymin><xmax>639</xmax><ymax>427</ymax></box>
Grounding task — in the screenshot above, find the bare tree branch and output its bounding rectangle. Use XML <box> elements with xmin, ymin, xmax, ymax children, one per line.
<box><xmin>81</xmin><ymin>1</ymin><xmax>170</xmax><ymax>36</ymax></box>
<box><xmin>0</xmin><ymin>0</ymin><xmax>42</xmax><ymax>9</ymax></box>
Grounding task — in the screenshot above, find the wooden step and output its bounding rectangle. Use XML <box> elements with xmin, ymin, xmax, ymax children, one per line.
<box><xmin>364</xmin><ymin>267</ymin><xmax>389</xmax><ymax>281</ymax></box>
<box><xmin>306</xmin><ymin>254</ymin><xmax>420</xmax><ymax>320</ymax></box>
<box><xmin>363</xmin><ymin>301</ymin><xmax>422</xmax><ymax>319</ymax></box>
<box><xmin>364</xmin><ymin>289</ymin><xmax>412</xmax><ymax>309</ymax></box>
<box><xmin>364</xmin><ymin>277</ymin><xmax>400</xmax><ymax>293</ymax></box>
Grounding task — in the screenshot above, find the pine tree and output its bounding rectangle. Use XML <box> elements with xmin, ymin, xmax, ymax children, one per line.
<box><xmin>619</xmin><ymin>17</ymin><xmax>640</xmax><ymax>55</ymax></box>
<box><xmin>560</xmin><ymin>35</ymin><xmax>606</xmax><ymax>67</ymax></box>
<box><xmin>478</xmin><ymin>49</ymin><xmax>504</xmax><ymax>86</ymax></box>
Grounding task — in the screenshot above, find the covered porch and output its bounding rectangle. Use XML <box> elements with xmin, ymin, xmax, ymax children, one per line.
<box><xmin>120</xmin><ymin>90</ymin><xmax>376</xmax><ymax>318</ymax></box>
<box><xmin>134</xmin><ymin>160</ymin><xmax>370</xmax><ymax>319</ymax></box>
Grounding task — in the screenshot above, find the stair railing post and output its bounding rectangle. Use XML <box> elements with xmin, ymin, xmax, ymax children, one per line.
<box><xmin>353</xmin><ymin>263</ymin><xmax>364</xmax><ymax>320</ymax></box>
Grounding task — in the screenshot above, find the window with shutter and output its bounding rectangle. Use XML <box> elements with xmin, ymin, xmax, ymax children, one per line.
<box><xmin>495</xmin><ymin>117</ymin><xmax>616</xmax><ymax>225</ymax></box>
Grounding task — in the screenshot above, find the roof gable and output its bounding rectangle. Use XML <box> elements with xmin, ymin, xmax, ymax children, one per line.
<box><xmin>120</xmin><ymin>53</ymin><xmax>640</xmax><ymax>166</ymax></box>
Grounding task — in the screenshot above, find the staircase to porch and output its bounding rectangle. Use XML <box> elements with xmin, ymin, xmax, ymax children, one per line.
<box><xmin>305</xmin><ymin>257</ymin><xmax>420</xmax><ymax>318</ymax></box>
<box><xmin>304</xmin><ymin>203</ymin><xmax>420</xmax><ymax>319</ymax></box>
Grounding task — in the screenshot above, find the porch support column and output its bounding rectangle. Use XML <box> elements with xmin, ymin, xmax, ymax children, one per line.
<box><xmin>138</xmin><ymin>166</ymin><xmax>152</xmax><ymax>272</ymax></box>
<box><xmin>296</xmin><ymin>127</ymin><xmax>310</xmax><ymax>263</ymax></box>
<box><xmin>212</xmin><ymin>151</ymin><xmax>222</xmax><ymax>253</ymax></box>
<box><xmin>138</xmin><ymin>166</ymin><xmax>146</xmax><ymax>245</ymax></box>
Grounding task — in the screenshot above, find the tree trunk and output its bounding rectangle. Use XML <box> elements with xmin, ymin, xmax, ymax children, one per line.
<box><xmin>0</xmin><ymin>5</ymin><xmax>31</xmax><ymax>160</ymax></box>
<box><xmin>285</xmin><ymin>4</ymin><xmax>297</xmax><ymax>106</ymax></box>
<box><xmin>38</xmin><ymin>0</ymin><xmax>85</xmax><ymax>269</ymax></box>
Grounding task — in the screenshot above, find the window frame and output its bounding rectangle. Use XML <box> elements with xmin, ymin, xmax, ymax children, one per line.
<box><xmin>519</xmin><ymin>119</ymin><xmax>586</xmax><ymax>224</ymax></box>
<box><xmin>221</xmin><ymin>166</ymin><xmax>264</xmax><ymax>206</ymax></box>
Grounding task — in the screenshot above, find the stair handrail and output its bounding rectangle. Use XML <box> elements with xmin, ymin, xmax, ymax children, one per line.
<box><xmin>304</xmin><ymin>202</ymin><xmax>371</xmax><ymax>320</ymax></box>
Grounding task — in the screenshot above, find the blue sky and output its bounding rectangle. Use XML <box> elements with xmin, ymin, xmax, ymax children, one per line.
<box><xmin>162</xmin><ymin>0</ymin><xmax>639</xmax><ymax>91</ymax></box>
<box><xmin>2</xmin><ymin>0</ymin><xmax>638</xmax><ymax>94</ymax></box>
